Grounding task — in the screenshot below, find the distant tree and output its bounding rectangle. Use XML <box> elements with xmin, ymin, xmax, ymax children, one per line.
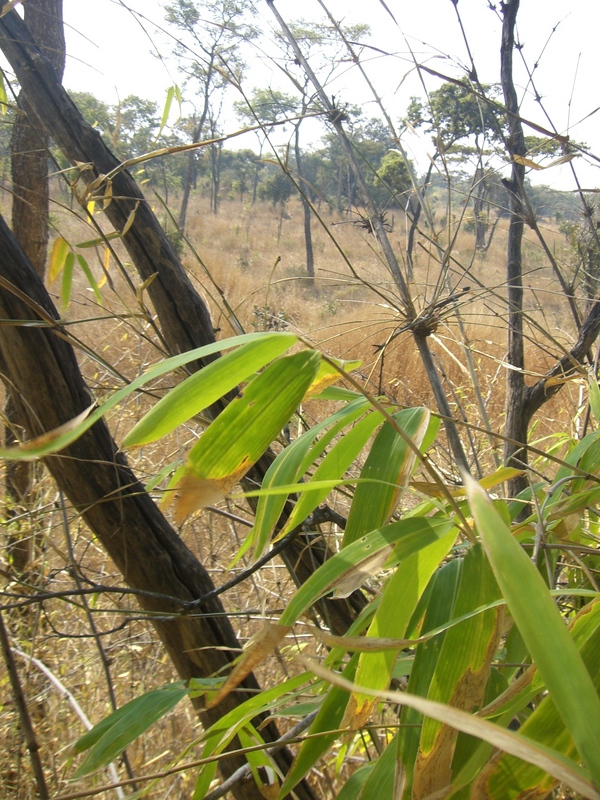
<box><xmin>258</xmin><ymin>167</ymin><xmax>294</xmax><ymax>241</ymax></box>
<box><xmin>268</xmin><ymin>19</ymin><xmax>370</xmax><ymax>282</ymax></box>
<box><xmin>407</xmin><ymin>81</ymin><xmax>504</xmax><ymax>248</ymax></box>
<box><xmin>164</xmin><ymin>0</ymin><xmax>258</xmax><ymax>225</ymax></box>
<box><xmin>68</xmin><ymin>91</ymin><xmax>184</xmax><ymax>191</ymax></box>
<box><xmin>376</xmin><ymin>150</ymin><xmax>412</xmax><ymax>208</ymax></box>
<box><xmin>234</xmin><ymin>87</ymin><xmax>298</xmax><ymax>202</ymax></box>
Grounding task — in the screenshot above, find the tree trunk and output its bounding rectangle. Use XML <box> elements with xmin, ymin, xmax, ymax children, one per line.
<box><xmin>6</xmin><ymin>0</ymin><xmax>66</xmax><ymax>571</ymax></box>
<box><xmin>11</xmin><ymin>0</ymin><xmax>65</xmax><ymax>276</ymax></box>
<box><xmin>500</xmin><ymin>0</ymin><xmax>528</xmax><ymax>500</ymax></box>
<box><xmin>473</xmin><ymin>166</ymin><xmax>489</xmax><ymax>251</ymax></box>
<box><xmin>0</xmin><ymin>212</ymin><xmax>317</xmax><ymax>800</ymax></box>
<box><xmin>294</xmin><ymin>122</ymin><xmax>315</xmax><ymax>282</ymax></box>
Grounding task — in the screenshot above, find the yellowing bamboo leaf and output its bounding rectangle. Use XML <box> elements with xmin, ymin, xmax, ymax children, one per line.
<box><xmin>332</xmin><ymin>546</ymin><xmax>395</xmax><ymax>599</ymax></box>
<box><xmin>513</xmin><ymin>154</ymin><xmax>544</xmax><ymax>170</ymax></box>
<box><xmin>514</xmin><ymin>153</ymin><xmax>577</xmax><ymax>171</ymax></box>
<box><xmin>98</xmin><ymin>248</ymin><xmax>110</xmax><ymax>288</ymax></box>
<box><xmin>122</xmin><ymin>201</ymin><xmax>140</xmax><ymax>236</ymax></box>
<box><xmin>305</xmin><ymin>357</ymin><xmax>362</xmax><ymax>398</ymax></box>
<box><xmin>86</xmin><ymin>173</ymin><xmax>107</xmax><ymax>194</ymax></box>
<box><xmin>174</xmin><ymin>350</ymin><xmax>320</xmax><ymax>522</ymax></box>
<box><xmin>0</xmin><ymin>70</ymin><xmax>6</xmax><ymax>114</ymax></box>
<box><xmin>1</xmin><ymin>2</ymin><xmax>23</xmax><ymax>19</ymax></box>
<box><xmin>101</xmin><ymin>180</ymin><xmax>113</xmax><ymax>210</ymax></box>
<box><xmin>87</xmin><ymin>199</ymin><xmax>96</xmax><ymax>216</ymax></box>
<box><xmin>136</xmin><ymin>273</ymin><xmax>158</xmax><ymax>306</ymax></box>
<box><xmin>49</xmin><ymin>237</ymin><xmax>70</xmax><ymax>283</ymax></box>
<box><xmin>19</xmin><ymin>404</ymin><xmax>95</xmax><ymax>452</ymax></box>
<box><xmin>206</xmin><ymin>623</ymin><xmax>290</xmax><ymax>709</ymax></box>
<box><xmin>173</xmin><ymin>474</ymin><xmax>234</xmax><ymax>521</ymax></box>
<box><xmin>412</xmin><ymin>467</ymin><xmax>524</xmax><ymax>498</ymax></box>
<box><xmin>546</xmin><ymin>152</ymin><xmax>577</xmax><ymax>168</ymax></box>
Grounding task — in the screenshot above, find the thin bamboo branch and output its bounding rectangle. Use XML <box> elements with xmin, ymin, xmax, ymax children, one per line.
<box><xmin>0</xmin><ymin>612</ymin><xmax>49</xmax><ymax>800</ymax></box>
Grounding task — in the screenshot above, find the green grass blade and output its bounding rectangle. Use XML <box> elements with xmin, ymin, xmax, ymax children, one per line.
<box><xmin>466</xmin><ymin>476</ymin><xmax>600</xmax><ymax>786</ymax></box>
<box><xmin>123</xmin><ymin>333</ymin><xmax>296</xmax><ymax>447</ymax></box>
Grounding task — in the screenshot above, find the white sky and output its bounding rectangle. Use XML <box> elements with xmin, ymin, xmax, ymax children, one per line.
<box><xmin>59</xmin><ymin>0</ymin><xmax>600</xmax><ymax>191</ymax></box>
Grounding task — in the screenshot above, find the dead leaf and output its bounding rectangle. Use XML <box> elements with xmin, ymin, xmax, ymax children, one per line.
<box><xmin>20</xmin><ymin>403</ymin><xmax>95</xmax><ymax>451</ymax></box>
<box><xmin>332</xmin><ymin>545</ymin><xmax>394</xmax><ymax>598</ymax></box>
<box><xmin>206</xmin><ymin>623</ymin><xmax>290</xmax><ymax>708</ymax></box>
<box><xmin>173</xmin><ymin>474</ymin><xmax>233</xmax><ymax>523</ymax></box>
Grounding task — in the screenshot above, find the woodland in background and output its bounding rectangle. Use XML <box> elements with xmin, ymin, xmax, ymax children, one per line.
<box><xmin>0</xmin><ymin>1</ymin><xmax>600</xmax><ymax>800</ymax></box>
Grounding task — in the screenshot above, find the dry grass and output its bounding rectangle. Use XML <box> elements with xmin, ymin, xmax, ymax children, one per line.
<box><xmin>0</xmin><ymin>190</ymin><xmax>587</xmax><ymax>799</ymax></box>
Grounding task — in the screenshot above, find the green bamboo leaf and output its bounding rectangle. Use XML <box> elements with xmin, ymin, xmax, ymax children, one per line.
<box><xmin>0</xmin><ymin>332</ymin><xmax>297</xmax><ymax>461</ymax></box>
<box><xmin>158</xmin><ymin>85</ymin><xmax>176</xmax><ymax>137</ymax></box>
<box><xmin>61</xmin><ymin>251</ymin><xmax>74</xmax><ymax>311</ymax></box>
<box><xmin>343</xmin><ymin>408</ymin><xmax>431</xmax><ymax>547</ymax></box>
<box><xmin>397</xmin><ymin>558</ymin><xmax>463</xmax><ymax>799</ymax></box>
<box><xmin>466</xmin><ymin>476</ymin><xmax>600</xmax><ymax>787</ymax></box>
<box><xmin>192</xmin><ymin>673</ymin><xmax>311</xmax><ymax>800</ymax></box>
<box><xmin>554</xmin><ymin>428</ymin><xmax>600</xmax><ymax>493</ymax></box>
<box><xmin>348</xmin><ymin>529</ymin><xmax>457</xmax><ymax>728</ymax></box>
<box><xmin>334</xmin><ymin>764</ymin><xmax>373</xmax><ymax>799</ymax></box>
<box><xmin>277</xmin><ymin>406</ymin><xmax>385</xmax><ymax>538</ymax></box>
<box><xmin>353</xmin><ymin>737</ymin><xmax>397</xmax><ymax>799</ymax></box>
<box><xmin>278</xmin><ymin>655</ymin><xmax>359</xmax><ymax>798</ymax></box>
<box><xmin>175</xmin><ymin>350</ymin><xmax>321</xmax><ymax>520</ymax></box>
<box><xmin>75</xmin><ymin>254</ymin><xmax>103</xmax><ymax>304</ymax></box>
<box><xmin>314</xmin><ymin>386</ymin><xmax>362</xmax><ymax>401</ymax></box>
<box><xmin>279</xmin><ymin>517</ymin><xmax>455</xmax><ymax>626</ymax></box>
<box><xmin>243</xmin><ymin>395</ymin><xmax>373</xmax><ymax>563</ymax></box>
<box><xmin>306</xmin><ymin>659</ymin><xmax>600</xmax><ymax>800</ymax></box>
<box><xmin>414</xmin><ymin>544</ymin><xmax>504</xmax><ymax>797</ymax></box>
<box><xmin>474</xmin><ymin>601</ymin><xmax>600</xmax><ymax>798</ymax></box>
<box><xmin>123</xmin><ymin>333</ymin><xmax>296</xmax><ymax>447</ymax></box>
<box><xmin>589</xmin><ymin>373</ymin><xmax>600</xmax><ymax>423</ymax></box>
<box><xmin>73</xmin><ymin>683</ymin><xmax>187</xmax><ymax>777</ymax></box>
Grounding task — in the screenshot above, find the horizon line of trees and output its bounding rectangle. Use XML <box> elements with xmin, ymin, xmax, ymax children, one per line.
<box><xmin>0</xmin><ymin>86</ymin><xmax>581</xmax><ymax>231</ymax></box>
